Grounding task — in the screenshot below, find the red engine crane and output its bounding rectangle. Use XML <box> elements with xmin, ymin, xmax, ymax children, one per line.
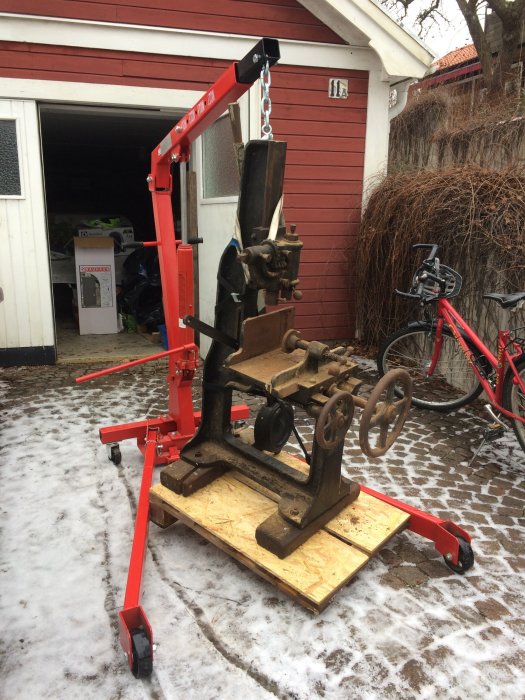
<box><xmin>77</xmin><ymin>38</ymin><xmax>280</xmax><ymax>676</ymax></box>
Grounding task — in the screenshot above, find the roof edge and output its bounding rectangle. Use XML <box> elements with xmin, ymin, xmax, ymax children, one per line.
<box><xmin>298</xmin><ymin>0</ymin><xmax>434</xmax><ymax>79</ymax></box>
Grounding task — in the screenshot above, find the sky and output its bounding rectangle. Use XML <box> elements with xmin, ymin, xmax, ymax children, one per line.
<box><xmin>394</xmin><ymin>0</ymin><xmax>476</xmax><ymax>59</ymax></box>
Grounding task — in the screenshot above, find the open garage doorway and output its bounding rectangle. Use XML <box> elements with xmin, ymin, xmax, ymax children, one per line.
<box><xmin>40</xmin><ymin>104</ymin><xmax>186</xmax><ymax>363</ymax></box>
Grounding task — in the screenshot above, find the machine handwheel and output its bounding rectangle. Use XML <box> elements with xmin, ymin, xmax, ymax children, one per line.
<box><xmin>109</xmin><ymin>444</ymin><xmax>122</xmax><ymax>466</ymax></box>
<box><xmin>359</xmin><ymin>369</ymin><xmax>412</xmax><ymax>457</ymax></box>
<box><xmin>131</xmin><ymin>628</ymin><xmax>153</xmax><ymax>678</ymax></box>
<box><xmin>444</xmin><ymin>536</ymin><xmax>474</xmax><ymax>574</ymax></box>
<box><xmin>315</xmin><ymin>391</ymin><xmax>354</xmax><ymax>450</ymax></box>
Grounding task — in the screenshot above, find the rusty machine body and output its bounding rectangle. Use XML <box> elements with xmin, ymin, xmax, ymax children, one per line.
<box><xmin>160</xmin><ymin>136</ymin><xmax>411</xmax><ymax>557</ymax></box>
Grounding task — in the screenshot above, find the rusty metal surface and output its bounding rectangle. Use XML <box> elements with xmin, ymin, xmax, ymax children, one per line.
<box><xmin>359</xmin><ymin>369</ymin><xmax>413</xmax><ymax>458</ymax></box>
<box><xmin>226</xmin><ymin>307</ymin><xmax>295</xmax><ymax>365</ymax></box>
<box><xmin>227</xmin><ymin>315</ymin><xmax>359</xmax><ymax>404</ymax></box>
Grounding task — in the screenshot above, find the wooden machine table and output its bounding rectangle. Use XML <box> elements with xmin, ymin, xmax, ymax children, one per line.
<box><xmin>149</xmin><ymin>451</ymin><xmax>409</xmax><ymax>613</ymax></box>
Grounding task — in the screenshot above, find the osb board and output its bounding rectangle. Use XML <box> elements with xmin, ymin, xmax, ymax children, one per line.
<box><xmin>150</xmin><ymin>475</ymin><xmax>369</xmax><ymax>613</ymax></box>
<box><xmin>324</xmin><ymin>491</ymin><xmax>409</xmax><ymax>555</ymax></box>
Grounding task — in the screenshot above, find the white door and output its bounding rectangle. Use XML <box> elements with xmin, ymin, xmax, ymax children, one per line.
<box><xmin>0</xmin><ymin>99</ymin><xmax>54</xmax><ymax>362</ymax></box>
<box><xmin>194</xmin><ymin>89</ymin><xmax>259</xmax><ymax>355</ymax></box>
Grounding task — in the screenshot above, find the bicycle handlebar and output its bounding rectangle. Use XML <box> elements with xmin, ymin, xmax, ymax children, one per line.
<box><xmin>412</xmin><ymin>243</ymin><xmax>439</xmax><ymax>261</ymax></box>
<box><xmin>394</xmin><ymin>243</ymin><xmax>461</xmax><ymax>303</ymax></box>
<box><xmin>394</xmin><ymin>289</ymin><xmax>421</xmax><ymax>300</ymax></box>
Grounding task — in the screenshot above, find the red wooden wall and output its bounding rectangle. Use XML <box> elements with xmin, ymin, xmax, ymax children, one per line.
<box><xmin>0</xmin><ymin>2</ymin><xmax>367</xmax><ymax>340</ymax></box>
<box><xmin>272</xmin><ymin>64</ymin><xmax>366</xmax><ymax>339</ymax></box>
<box><xmin>0</xmin><ymin>42</ymin><xmax>230</xmax><ymax>91</ymax></box>
<box><xmin>0</xmin><ymin>0</ymin><xmax>345</xmax><ymax>43</ymax></box>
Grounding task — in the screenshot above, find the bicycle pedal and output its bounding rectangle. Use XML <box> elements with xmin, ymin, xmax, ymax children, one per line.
<box><xmin>483</xmin><ymin>424</ymin><xmax>505</xmax><ymax>442</ymax></box>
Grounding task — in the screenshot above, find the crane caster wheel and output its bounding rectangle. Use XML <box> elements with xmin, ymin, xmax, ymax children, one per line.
<box><xmin>131</xmin><ymin>628</ymin><xmax>153</xmax><ymax>678</ymax></box>
<box><xmin>107</xmin><ymin>443</ymin><xmax>122</xmax><ymax>466</ymax></box>
<box><xmin>444</xmin><ymin>537</ymin><xmax>474</xmax><ymax>574</ymax></box>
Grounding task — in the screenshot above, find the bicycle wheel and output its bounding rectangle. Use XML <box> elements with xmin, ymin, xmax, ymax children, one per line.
<box><xmin>377</xmin><ymin>323</ymin><xmax>484</xmax><ymax>411</ymax></box>
<box><xmin>503</xmin><ymin>355</ymin><xmax>525</xmax><ymax>452</ymax></box>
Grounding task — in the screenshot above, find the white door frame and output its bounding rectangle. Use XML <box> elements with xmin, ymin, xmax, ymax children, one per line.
<box><xmin>0</xmin><ymin>98</ymin><xmax>54</xmax><ymax>360</ymax></box>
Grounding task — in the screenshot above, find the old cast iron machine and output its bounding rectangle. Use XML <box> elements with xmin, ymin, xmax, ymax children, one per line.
<box><xmin>160</xmin><ymin>136</ymin><xmax>409</xmax><ymax>556</ymax></box>
<box><xmin>159</xmin><ymin>60</ymin><xmax>413</xmax><ymax>555</ymax></box>
<box><xmin>77</xmin><ymin>38</ymin><xmax>474</xmax><ymax>679</ymax></box>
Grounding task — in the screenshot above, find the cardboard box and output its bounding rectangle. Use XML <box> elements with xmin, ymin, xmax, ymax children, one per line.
<box><xmin>77</xmin><ymin>226</ymin><xmax>135</xmax><ymax>245</ymax></box>
<box><xmin>74</xmin><ymin>237</ymin><xmax>118</xmax><ymax>334</ymax></box>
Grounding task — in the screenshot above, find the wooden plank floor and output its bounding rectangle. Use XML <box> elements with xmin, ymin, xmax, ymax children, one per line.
<box><xmin>149</xmin><ymin>454</ymin><xmax>410</xmax><ymax>613</ymax></box>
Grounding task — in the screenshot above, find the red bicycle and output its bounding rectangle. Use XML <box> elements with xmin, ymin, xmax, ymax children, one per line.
<box><xmin>377</xmin><ymin>244</ymin><xmax>525</xmax><ymax>452</ymax></box>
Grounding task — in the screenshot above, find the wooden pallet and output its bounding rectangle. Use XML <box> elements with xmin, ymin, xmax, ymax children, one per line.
<box><xmin>149</xmin><ymin>451</ymin><xmax>410</xmax><ymax>613</ymax></box>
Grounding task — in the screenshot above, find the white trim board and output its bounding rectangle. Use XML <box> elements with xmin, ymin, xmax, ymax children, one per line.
<box><xmin>0</xmin><ymin>13</ymin><xmax>382</xmax><ymax>73</ymax></box>
<box><xmin>0</xmin><ymin>77</ymin><xmax>203</xmax><ymax>111</ymax></box>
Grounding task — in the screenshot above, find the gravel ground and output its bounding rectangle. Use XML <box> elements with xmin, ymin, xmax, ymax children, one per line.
<box><xmin>0</xmin><ymin>359</ymin><xmax>523</xmax><ymax>699</ymax></box>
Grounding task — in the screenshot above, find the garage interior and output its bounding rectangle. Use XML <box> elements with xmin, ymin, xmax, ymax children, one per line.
<box><xmin>40</xmin><ymin>105</ymin><xmax>183</xmax><ymax>363</ymax></box>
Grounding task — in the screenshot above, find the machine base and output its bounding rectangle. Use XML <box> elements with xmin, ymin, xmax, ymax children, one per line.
<box><xmin>255</xmin><ymin>482</ymin><xmax>360</xmax><ymax>558</ymax></box>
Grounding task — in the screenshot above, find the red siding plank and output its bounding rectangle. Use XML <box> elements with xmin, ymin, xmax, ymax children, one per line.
<box><xmin>272</xmin><ymin>72</ymin><xmax>369</xmax><ymax>95</ymax></box>
<box><xmin>285</xmin><ymin>165</ymin><xmax>363</xmax><ymax>181</ymax></box>
<box><xmin>86</xmin><ymin>0</ymin><xmax>328</xmax><ymax>27</ymax></box>
<box><xmin>300</xmin><ymin>250</ymin><xmax>350</xmax><ymax>264</ymax></box>
<box><xmin>293</xmin><ymin>313</ymin><xmax>351</xmax><ymax>328</ymax></box>
<box><xmin>285</xmin><ymin>194</ymin><xmax>361</xmax><ymax>209</ymax></box>
<box><xmin>297</xmin><ymin>289</ymin><xmax>352</xmax><ymax>303</ymax></box>
<box><xmin>294</xmin><ymin>223</ymin><xmax>360</xmax><ymax>237</ymax></box>
<box><xmin>0</xmin><ymin>0</ymin><xmax>345</xmax><ymax>43</ymax></box>
<box><xmin>285</xmin><ymin>151</ymin><xmax>364</xmax><ymax>167</ymax></box>
<box><xmin>294</xmin><ymin>301</ymin><xmax>351</xmax><ymax>315</ymax></box>
<box><xmin>273</xmin><ymin>104</ymin><xmax>367</xmax><ymax>124</ymax></box>
<box><xmin>283</xmin><ymin>180</ymin><xmax>363</xmax><ymax>196</ymax></box>
<box><xmin>274</xmin><ymin>65</ymin><xmax>368</xmax><ymax>80</ymax></box>
<box><xmin>300</xmin><ymin>262</ymin><xmax>349</xmax><ymax>277</ymax></box>
<box><xmin>282</xmin><ymin>135</ymin><xmax>365</xmax><ymax>154</ymax></box>
<box><xmin>273</xmin><ymin>120</ymin><xmax>367</xmax><ymax>139</ymax></box>
<box><xmin>271</xmin><ymin>88</ymin><xmax>368</xmax><ymax>110</ymax></box>
<box><xmin>297</xmin><ymin>277</ymin><xmax>351</xmax><ymax>290</ymax></box>
<box><xmin>284</xmin><ymin>208</ymin><xmax>361</xmax><ymax>224</ymax></box>
<box><xmin>295</xmin><ymin>236</ymin><xmax>355</xmax><ymax>250</ymax></box>
<box><xmin>295</xmin><ymin>326</ymin><xmax>355</xmax><ymax>340</ymax></box>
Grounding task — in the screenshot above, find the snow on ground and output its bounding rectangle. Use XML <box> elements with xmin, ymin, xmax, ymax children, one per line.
<box><xmin>0</xmin><ymin>362</ymin><xmax>524</xmax><ymax>699</ymax></box>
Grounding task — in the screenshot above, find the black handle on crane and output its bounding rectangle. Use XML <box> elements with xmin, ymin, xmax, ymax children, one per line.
<box><xmin>236</xmin><ymin>38</ymin><xmax>280</xmax><ymax>84</ymax></box>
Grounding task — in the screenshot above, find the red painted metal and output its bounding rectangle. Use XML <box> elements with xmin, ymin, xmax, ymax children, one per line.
<box><xmin>437</xmin><ymin>297</ymin><xmax>525</xmax><ymax>425</ymax></box>
<box><xmin>89</xmin><ymin>49</ymin><xmax>257</xmax><ymax>452</ymax></box>
<box><xmin>85</xmin><ymin>47</ymin><xmax>266</xmax><ymax>673</ymax></box>
<box><xmin>99</xmin><ymin>404</ymin><xmax>249</xmax><ymax>446</ymax></box>
<box><xmin>360</xmin><ymin>484</ymin><xmax>471</xmax><ymax>565</ymax></box>
<box><xmin>76</xmin><ymin>343</ymin><xmax>197</xmax><ymax>383</ymax></box>
<box><xmin>119</xmin><ymin>426</ymin><xmax>158</xmax><ymax>673</ymax></box>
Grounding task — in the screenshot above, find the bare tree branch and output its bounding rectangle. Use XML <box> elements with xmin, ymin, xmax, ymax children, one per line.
<box><xmin>382</xmin><ymin>0</ymin><xmax>525</xmax><ymax>94</ymax></box>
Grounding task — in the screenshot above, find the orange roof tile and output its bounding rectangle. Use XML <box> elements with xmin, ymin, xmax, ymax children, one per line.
<box><xmin>433</xmin><ymin>44</ymin><xmax>478</xmax><ymax>71</ymax></box>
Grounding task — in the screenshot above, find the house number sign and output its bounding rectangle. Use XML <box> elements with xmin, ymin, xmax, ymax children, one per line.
<box><xmin>328</xmin><ymin>78</ymin><xmax>348</xmax><ymax>99</ymax></box>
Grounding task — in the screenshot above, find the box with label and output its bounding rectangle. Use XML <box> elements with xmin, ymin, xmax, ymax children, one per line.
<box><xmin>74</xmin><ymin>237</ymin><xmax>118</xmax><ymax>334</ymax></box>
<box><xmin>77</xmin><ymin>226</ymin><xmax>135</xmax><ymax>246</ymax></box>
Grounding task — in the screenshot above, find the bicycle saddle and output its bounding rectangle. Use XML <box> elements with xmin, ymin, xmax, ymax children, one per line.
<box><xmin>483</xmin><ymin>292</ymin><xmax>525</xmax><ymax>308</ymax></box>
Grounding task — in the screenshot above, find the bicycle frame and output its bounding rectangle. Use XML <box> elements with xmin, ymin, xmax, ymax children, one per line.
<box><xmin>429</xmin><ymin>298</ymin><xmax>525</xmax><ymax>424</ymax></box>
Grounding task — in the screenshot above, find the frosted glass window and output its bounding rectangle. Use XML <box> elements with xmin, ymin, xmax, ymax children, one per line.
<box><xmin>202</xmin><ymin>115</ymin><xmax>239</xmax><ymax>198</ymax></box>
<box><xmin>0</xmin><ymin>119</ymin><xmax>21</xmax><ymax>196</ymax></box>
